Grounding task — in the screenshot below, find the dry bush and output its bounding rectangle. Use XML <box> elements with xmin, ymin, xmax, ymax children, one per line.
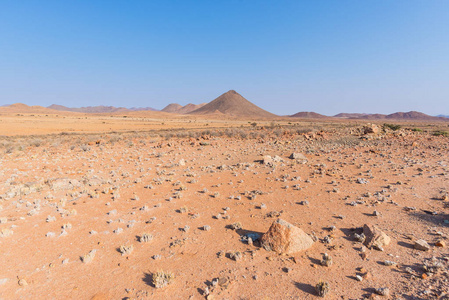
<box><xmin>152</xmin><ymin>270</ymin><xmax>174</xmax><ymax>288</ymax></box>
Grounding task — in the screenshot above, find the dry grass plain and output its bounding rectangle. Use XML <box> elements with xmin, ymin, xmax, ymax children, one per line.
<box><xmin>0</xmin><ymin>113</ymin><xmax>448</xmax><ymax>299</ymax></box>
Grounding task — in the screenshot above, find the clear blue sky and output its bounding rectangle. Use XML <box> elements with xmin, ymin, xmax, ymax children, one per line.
<box><xmin>1</xmin><ymin>1</ymin><xmax>448</xmax><ymax>115</ymax></box>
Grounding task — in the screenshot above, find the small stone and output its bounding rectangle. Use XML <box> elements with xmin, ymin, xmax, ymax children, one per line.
<box><xmin>362</xmin><ymin>272</ymin><xmax>372</xmax><ymax>280</ymax></box>
<box><xmin>435</xmin><ymin>240</ymin><xmax>445</xmax><ymax>247</ymax></box>
<box><xmin>355</xmin><ymin>275</ymin><xmax>363</xmax><ymax>282</ymax></box>
<box><xmin>375</xmin><ymin>287</ymin><xmax>390</xmax><ymax>296</ymax></box>
<box><xmin>414</xmin><ymin>239</ymin><xmax>430</xmax><ymax>251</ymax></box>
<box><xmin>384</xmin><ymin>260</ymin><xmax>397</xmax><ymax>266</ymax></box>
<box><xmin>18</xmin><ymin>279</ymin><xmax>28</xmax><ymax>286</ymax></box>
<box><xmin>217</xmin><ymin>277</ymin><xmax>230</xmax><ymax>288</ymax></box>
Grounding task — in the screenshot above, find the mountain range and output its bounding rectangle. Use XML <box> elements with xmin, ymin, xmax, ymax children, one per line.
<box><xmin>0</xmin><ymin>91</ymin><xmax>447</xmax><ymax>121</ymax></box>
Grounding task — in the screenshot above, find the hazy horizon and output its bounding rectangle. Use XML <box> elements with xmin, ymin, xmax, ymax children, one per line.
<box><xmin>1</xmin><ymin>1</ymin><xmax>448</xmax><ymax>116</ymax></box>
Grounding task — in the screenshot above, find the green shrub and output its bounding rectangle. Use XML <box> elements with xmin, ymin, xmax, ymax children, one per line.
<box><xmin>384</xmin><ymin>123</ymin><xmax>401</xmax><ymax>131</ymax></box>
<box><xmin>433</xmin><ymin>131</ymin><xmax>448</xmax><ymax>137</ymax></box>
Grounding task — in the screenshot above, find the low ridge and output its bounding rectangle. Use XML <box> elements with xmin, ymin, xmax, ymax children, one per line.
<box><xmin>161</xmin><ymin>103</ymin><xmax>206</xmax><ymax>114</ymax></box>
<box><xmin>0</xmin><ymin>103</ymin><xmax>62</xmax><ymax>114</ymax></box>
<box><xmin>48</xmin><ymin>105</ymin><xmax>129</xmax><ymax>113</ymax></box>
<box><xmin>189</xmin><ymin>90</ymin><xmax>276</xmax><ymax>118</ymax></box>
<box><xmin>290</xmin><ymin>111</ymin><xmax>328</xmax><ymax>119</ymax></box>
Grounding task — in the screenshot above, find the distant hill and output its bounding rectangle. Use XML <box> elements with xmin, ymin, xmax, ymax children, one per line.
<box><xmin>335</xmin><ymin>111</ymin><xmax>447</xmax><ymax>121</ymax></box>
<box><xmin>334</xmin><ymin>113</ymin><xmax>369</xmax><ymax>118</ymax></box>
<box><xmin>47</xmin><ymin>104</ymin><xmax>157</xmax><ymax>113</ymax></box>
<box><xmin>177</xmin><ymin>103</ymin><xmax>206</xmax><ymax>114</ymax></box>
<box><xmin>385</xmin><ymin>111</ymin><xmax>436</xmax><ymax>120</ymax></box>
<box><xmin>189</xmin><ymin>90</ymin><xmax>276</xmax><ymax>118</ymax></box>
<box><xmin>48</xmin><ymin>104</ymin><xmax>129</xmax><ymax>113</ymax></box>
<box><xmin>0</xmin><ymin>103</ymin><xmax>62</xmax><ymax>114</ymax></box>
<box><xmin>290</xmin><ymin>111</ymin><xmax>328</xmax><ymax>118</ymax></box>
<box><xmin>436</xmin><ymin>114</ymin><xmax>449</xmax><ymax>118</ymax></box>
<box><xmin>128</xmin><ymin>107</ymin><xmax>158</xmax><ymax>112</ymax></box>
<box><xmin>161</xmin><ymin>103</ymin><xmax>182</xmax><ymax>113</ymax></box>
<box><xmin>161</xmin><ymin>103</ymin><xmax>206</xmax><ymax>114</ymax></box>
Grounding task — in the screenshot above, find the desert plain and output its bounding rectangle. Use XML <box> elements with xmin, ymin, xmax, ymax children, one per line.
<box><xmin>0</xmin><ymin>102</ymin><xmax>449</xmax><ymax>300</ymax></box>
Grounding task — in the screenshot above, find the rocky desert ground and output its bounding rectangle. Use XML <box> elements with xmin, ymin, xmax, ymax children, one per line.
<box><xmin>0</xmin><ymin>120</ymin><xmax>449</xmax><ymax>300</ymax></box>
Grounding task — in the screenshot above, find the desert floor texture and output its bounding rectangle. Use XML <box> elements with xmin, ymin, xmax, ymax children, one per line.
<box><xmin>0</xmin><ymin>119</ymin><xmax>448</xmax><ymax>300</ymax></box>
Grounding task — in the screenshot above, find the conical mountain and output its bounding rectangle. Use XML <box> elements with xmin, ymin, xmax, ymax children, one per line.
<box><xmin>189</xmin><ymin>90</ymin><xmax>276</xmax><ymax>117</ymax></box>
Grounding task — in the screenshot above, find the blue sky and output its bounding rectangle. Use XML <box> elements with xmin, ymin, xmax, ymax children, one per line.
<box><xmin>0</xmin><ymin>1</ymin><xmax>448</xmax><ymax>115</ymax></box>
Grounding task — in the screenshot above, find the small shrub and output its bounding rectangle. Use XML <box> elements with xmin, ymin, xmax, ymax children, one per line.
<box><xmin>229</xmin><ymin>222</ymin><xmax>242</xmax><ymax>230</ymax></box>
<box><xmin>315</xmin><ymin>280</ymin><xmax>330</xmax><ymax>297</ymax></box>
<box><xmin>228</xmin><ymin>251</ymin><xmax>243</xmax><ymax>261</ymax></box>
<box><xmin>320</xmin><ymin>253</ymin><xmax>333</xmax><ymax>267</ymax></box>
<box><xmin>384</xmin><ymin>123</ymin><xmax>401</xmax><ymax>131</ymax></box>
<box><xmin>119</xmin><ymin>244</ymin><xmax>134</xmax><ymax>256</ymax></box>
<box><xmin>81</xmin><ymin>249</ymin><xmax>97</xmax><ymax>263</ymax></box>
<box><xmin>178</xmin><ymin>206</ymin><xmax>188</xmax><ymax>213</ymax></box>
<box><xmin>140</xmin><ymin>233</ymin><xmax>153</xmax><ymax>243</ymax></box>
<box><xmin>152</xmin><ymin>270</ymin><xmax>174</xmax><ymax>288</ymax></box>
<box><xmin>433</xmin><ymin>130</ymin><xmax>448</xmax><ymax>137</ymax></box>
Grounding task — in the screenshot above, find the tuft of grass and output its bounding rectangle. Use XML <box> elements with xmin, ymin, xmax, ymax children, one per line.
<box><xmin>152</xmin><ymin>270</ymin><xmax>174</xmax><ymax>288</ymax></box>
<box><xmin>119</xmin><ymin>244</ymin><xmax>134</xmax><ymax>256</ymax></box>
<box><xmin>140</xmin><ymin>233</ymin><xmax>153</xmax><ymax>243</ymax></box>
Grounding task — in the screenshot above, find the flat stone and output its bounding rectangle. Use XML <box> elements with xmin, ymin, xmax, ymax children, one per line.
<box><xmin>414</xmin><ymin>239</ymin><xmax>431</xmax><ymax>251</ymax></box>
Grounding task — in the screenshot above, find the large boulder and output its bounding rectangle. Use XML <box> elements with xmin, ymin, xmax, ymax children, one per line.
<box><xmin>363</xmin><ymin>224</ymin><xmax>391</xmax><ymax>249</ymax></box>
<box><xmin>260</xmin><ymin>218</ymin><xmax>314</xmax><ymax>254</ymax></box>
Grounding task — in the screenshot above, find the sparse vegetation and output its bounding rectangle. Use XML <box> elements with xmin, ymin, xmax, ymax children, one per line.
<box><xmin>119</xmin><ymin>244</ymin><xmax>134</xmax><ymax>256</ymax></box>
<box><xmin>81</xmin><ymin>249</ymin><xmax>97</xmax><ymax>263</ymax></box>
<box><xmin>315</xmin><ymin>280</ymin><xmax>330</xmax><ymax>297</ymax></box>
<box><xmin>433</xmin><ymin>130</ymin><xmax>448</xmax><ymax>137</ymax></box>
<box><xmin>383</xmin><ymin>123</ymin><xmax>401</xmax><ymax>131</ymax></box>
<box><xmin>140</xmin><ymin>233</ymin><xmax>153</xmax><ymax>243</ymax></box>
<box><xmin>152</xmin><ymin>270</ymin><xmax>174</xmax><ymax>288</ymax></box>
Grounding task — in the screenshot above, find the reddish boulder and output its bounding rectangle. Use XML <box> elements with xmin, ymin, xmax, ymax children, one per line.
<box><xmin>260</xmin><ymin>219</ymin><xmax>314</xmax><ymax>254</ymax></box>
